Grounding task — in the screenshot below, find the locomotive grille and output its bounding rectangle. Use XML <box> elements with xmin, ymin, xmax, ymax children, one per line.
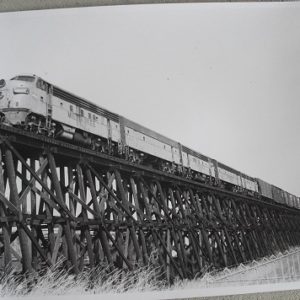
<box><xmin>53</xmin><ymin>86</ymin><xmax>120</xmax><ymax>123</ymax></box>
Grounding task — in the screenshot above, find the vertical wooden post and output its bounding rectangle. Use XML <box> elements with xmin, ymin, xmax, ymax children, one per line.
<box><xmin>76</xmin><ymin>164</ymin><xmax>94</xmax><ymax>268</ymax></box>
<box><xmin>68</xmin><ymin>166</ymin><xmax>76</xmax><ymax>216</ymax></box>
<box><xmin>130</xmin><ymin>177</ymin><xmax>148</xmax><ymax>264</ymax></box>
<box><xmin>166</xmin><ymin>229</ymin><xmax>171</xmax><ymax>283</ymax></box>
<box><xmin>39</xmin><ymin>155</ymin><xmax>55</xmax><ymax>258</ymax></box>
<box><xmin>115</xmin><ymin>170</ymin><xmax>141</xmax><ymax>263</ymax></box>
<box><xmin>0</xmin><ymin>147</ymin><xmax>12</xmax><ymax>271</ymax></box>
<box><xmin>48</xmin><ymin>152</ymin><xmax>79</xmax><ymax>274</ymax></box>
<box><xmin>21</xmin><ymin>164</ymin><xmax>27</xmax><ymax>213</ymax></box>
<box><xmin>29</xmin><ymin>158</ymin><xmax>38</xmax><ymax>269</ymax></box>
<box><xmin>5</xmin><ymin>148</ymin><xmax>32</xmax><ymax>273</ymax></box>
<box><xmin>85</xmin><ymin>168</ymin><xmax>113</xmax><ymax>264</ymax></box>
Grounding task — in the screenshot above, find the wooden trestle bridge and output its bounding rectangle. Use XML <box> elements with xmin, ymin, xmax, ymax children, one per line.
<box><xmin>0</xmin><ymin>124</ymin><xmax>300</xmax><ymax>282</ymax></box>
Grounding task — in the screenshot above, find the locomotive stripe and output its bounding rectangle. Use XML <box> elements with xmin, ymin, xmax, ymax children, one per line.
<box><xmin>53</xmin><ymin>86</ymin><xmax>119</xmax><ymax>123</ymax></box>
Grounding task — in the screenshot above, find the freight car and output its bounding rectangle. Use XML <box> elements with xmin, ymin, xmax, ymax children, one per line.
<box><xmin>0</xmin><ymin>74</ymin><xmax>298</xmax><ymax>208</ymax></box>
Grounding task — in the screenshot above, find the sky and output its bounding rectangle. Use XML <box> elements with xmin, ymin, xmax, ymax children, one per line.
<box><xmin>0</xmin><ymin>2</ymin><xmax>299</xmax><ymax>195</ymax></box>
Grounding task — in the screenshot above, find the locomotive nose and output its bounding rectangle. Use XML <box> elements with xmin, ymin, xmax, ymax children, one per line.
<box><xmin>0</xmin><ymin>79</ymin><xmax>5</xmax><ymax>88</ymax></box>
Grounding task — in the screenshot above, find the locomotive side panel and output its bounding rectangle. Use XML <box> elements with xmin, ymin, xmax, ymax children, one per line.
<box><xmin>284</xmin><ymin>191</ymin><xmax>290</xmax><ymax>206</ymax></box>
<box><xmin>272</xmin><ymin>185</ymin><xmax>284</xmax><ymax>204</ymax></box>
<box><xmin>98</xmin><ymin>116</ymin><xmax>109</xmax><ymax>139</ymax></box>
<box><xmin>123</xmin><ymin>118</ymin><xmax>179</xmax><ymax>163</ymax></box>
<box><xmin>51</xmin><ymin>95</ymin><xmax>110</xmax><ymax>139</ymax></box>
<box><xmin>285</xmin><ymin>192</ymin><xmax>290</xmax><ymax>207</ymax></box>
<box><xmin>209</xmin><ymin>160</ymin><xmax>216</xmax><ymax>178</ymax></box>
<box><xmin>216</xmin><ymin>162</ymin><xmax>241</xmax><ymax>187</ymax></box>
<box><xmin>182</xmin><ymin>151</ymin><xmax>189</xmax><ymax>168</ymax></box>
<box><xmin>245</xmin><ymin>177</ymin><xmax>259</xmax><ymax>193</ymax></box>
<box><xmin>218</xmin><ymin>167</ymin><xmax>240</xmax><ymax>186</ymax></box>
<box><xmin>256</xmin><ymin>178</ymin><xmax>273</xmax><ymax>199</ymax></box>
<box><xmin>188</xmin><ymin>154</ymin><xmax>212</xmax><ymax>176</ymax></box>
<box><xmin>239</xmin><ymin>174</ymin><xmax>258</xmax><ymax>192</ymax></box>
<box><xmin>290</xmin><ymin>194</ymin><xmax>296</xmax><ymax>207</ymax></box>
<box><xmin>52</xmin><ymin>96</ymin><xmax>76</xmax><ymax>128</ymax></box>
<box><xmin>240</xmin><ymin>176</ymin><xmax>246</xmax><ymax>189</ymax></box>
<box><xmin>182</xmin><ymin>146</ymin><xmax>214</xmax><ymax>177</ymax></box>
<box><xmin>111</xmin><ymin>121</ymin><xmax>120</xmax><ymax>142</ymax></box>
<box><xmin>282</xmin><ymin>191</ymin><xmax>287</xmax><ymax>206</ymax></box>
<box><xmin>286</xmin><ymin>193</ymin><xmax>298</xmax><ymax>208</ymax></box>
<box><xmin>52</xmin><ymin>83</ymin><xmax>120</xmax><ymax>141</ymax></box>
<box><xmin>294</xmin><ymin>195</ymin><xmax>298</xmax><ymax>208</ymax></box>
<box><xmin>172</xmin><ymin>147</ymin><xmax>181</xmax><ymax>164</ymax></box>
<box><xmin>125</xmin><ymin>126</ymin><xmax>173</xmax><ymax>162</ymax></box>
<box><xmin>292</xmin><ymin>195</ymin><xmax>297</xmax><ymax>208</ymax></box>
<box><xmin>28</xmin><ymin>86</ymin><xmax>48</xmax><ymax>116</ymax></box>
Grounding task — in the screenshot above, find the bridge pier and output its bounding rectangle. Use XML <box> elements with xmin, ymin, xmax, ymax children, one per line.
<box><xmin>0</xmin><ymin>126</ymin><xmax>300</xmax><ymax>283</ymax></box>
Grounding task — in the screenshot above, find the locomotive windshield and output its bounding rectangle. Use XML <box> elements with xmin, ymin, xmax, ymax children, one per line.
<box><xmin>11</xmin><ymin>75</ymin><xmax>35</xmax><ymax>82</ymax></box>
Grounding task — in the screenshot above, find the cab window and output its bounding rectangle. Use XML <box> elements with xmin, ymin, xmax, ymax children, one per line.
<box><xmin>11</xmin><ymin>75</ymin><xmax>35</xmax><ymax>82</ymax></box>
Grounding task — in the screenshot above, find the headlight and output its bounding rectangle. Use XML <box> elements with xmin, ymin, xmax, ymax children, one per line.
<box><xmin>13</xmin><ymin>87</ymin><xmax>29</xmax><ymax>94</ymax></box>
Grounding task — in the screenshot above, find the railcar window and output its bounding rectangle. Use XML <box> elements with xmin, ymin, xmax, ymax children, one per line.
<box><xmin>88</xmin><ymin>113</ymin><xmax>91</xmax><ymax>119</ymax></box>
<box><xmin>11</xmin><ymin>75</ymin><xmax>35</xmax><ymax>82</ymax></box>
<box><xmin>70</xmin><ymin>105</ymin><xmax>73</xmax><ymax>112</ymax></box>
<box><xmin>80</xmin><ymin>109</ymin><xmax>84</xmax><ymax>117</ymax></box>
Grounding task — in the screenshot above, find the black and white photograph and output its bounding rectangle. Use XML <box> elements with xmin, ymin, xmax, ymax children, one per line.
<box><xmin>0</xmin><ymin>1</ymin><xmax>300</xmax><ymax>299</ymax></box>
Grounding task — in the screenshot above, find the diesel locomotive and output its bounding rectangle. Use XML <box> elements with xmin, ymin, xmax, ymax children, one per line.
<box><xmin>0</xmin><ymin>74</ymin><xmax>298</xmax><ymax>208</ymax></box>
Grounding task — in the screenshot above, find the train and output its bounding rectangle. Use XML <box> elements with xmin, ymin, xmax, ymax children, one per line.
<box><xmin>0</xmin><ymin>74</ymin><xmax>298</xmax><ymax>208</ymax></box>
